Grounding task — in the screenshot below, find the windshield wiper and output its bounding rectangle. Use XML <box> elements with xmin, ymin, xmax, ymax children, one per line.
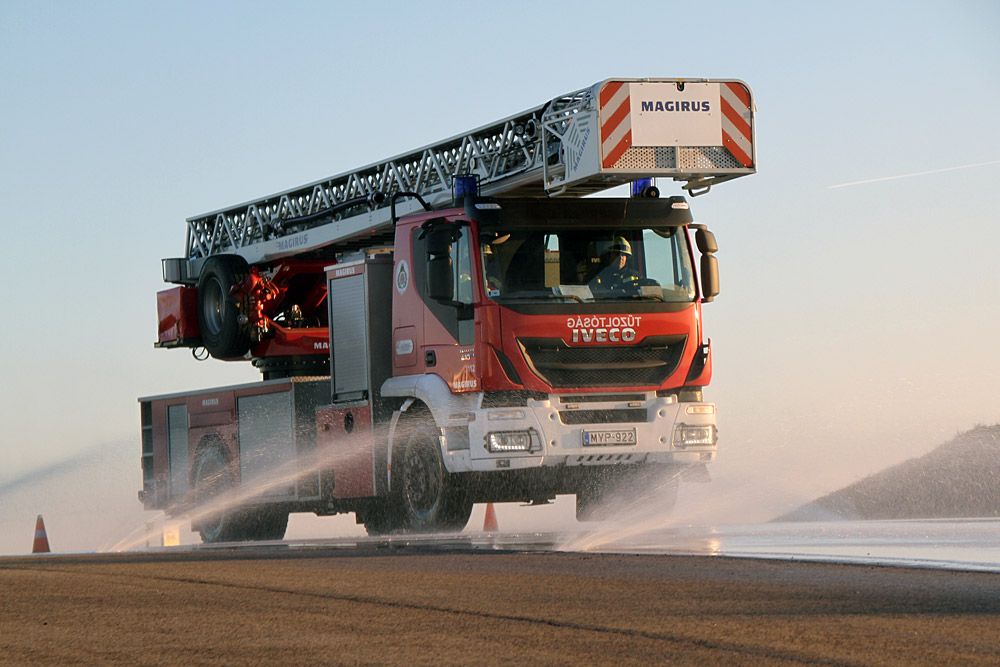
<box><xmin>496</xmin><ymin>291</ymin><xmax>584</xmax><ymax>303</ymax></box>
<box><xmin>592</xmin><ymin>293</ymin><xmax>666</xmax><ymax>302</ymax></box>
<box><xmin>624</xmin><ymin>294</ymin><xmax>665</xmax><ymax>301</ymax></box>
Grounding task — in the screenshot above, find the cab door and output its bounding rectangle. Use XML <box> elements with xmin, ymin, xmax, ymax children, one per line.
<box><xmin>417</xmin><ymin>221</ymin><xmax>478</xmax><ymax>392</ymax></box>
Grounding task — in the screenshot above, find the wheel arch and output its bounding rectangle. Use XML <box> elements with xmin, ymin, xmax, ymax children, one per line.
<box><xmin>381</xmin><ymin>373</ymin><xmax>477</xmax><ymax>427</ymax></box>
<box><xmin>383</xmin><ymin>374</ymin><xmax>480</xmax><ymax>483</ymax></box>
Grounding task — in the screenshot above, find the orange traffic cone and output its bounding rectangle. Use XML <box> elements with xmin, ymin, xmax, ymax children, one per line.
<box><xmin>483</xmin><ymin>502</ymin><xmax>499</xmax><ymax>532</ymax></box>
<box><xmin>32</xmin><ymin>515</ymin><xmax>50</xmax><ymax>554</ymax></box>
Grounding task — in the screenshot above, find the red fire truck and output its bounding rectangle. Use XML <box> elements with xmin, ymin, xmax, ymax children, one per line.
<box><xmin>139</xmin><ymin>78</ymin><xmax>756</xmax><ymax>541</ymax></box>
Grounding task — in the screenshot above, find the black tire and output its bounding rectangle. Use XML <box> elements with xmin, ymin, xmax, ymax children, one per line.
<box><xmin>576</xmin><ymin>476</ymin><xmax>621</xmax><ymax>522</ymax></box>
<box><xmin>191</xmin><ymin>444</ymin><xmax>243</xmax><ymax>543</ymax></box>
<box><xmin>237</xmin><ymin>506</ymin><xmax>289</xmax><ymax>541</ymax></box>
<box><xmin>397</xmin><ymin>421</ymin><xmax>472</xmax><ymax>533</ymax></box>
<box><xmin>576</xmin><ymin>465</ymin><xmax>679</xmax><ymax>522</ymax></box>
<box><xmin>361</xmin><ymin>500</ymin><xmax>404</xmax><ymax>536</ymax></box>
<box><xmin>197</xmin><ymin>254</ymin><xmax>251</xmax><ymax>359</ymax></box>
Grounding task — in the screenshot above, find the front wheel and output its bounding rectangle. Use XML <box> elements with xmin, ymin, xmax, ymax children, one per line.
<box><xmin>397</xmin><ymin>422</ymin><xmax>472</xmax><ymax>533</ymax></box>
<box><xmin>360</xmin><ymin>499</ymin><xmax>404</xmax><ymax>536</ymax></box>
<box><xmin>576</xmin><ymin>465</ymin><xmax>679</xmax><ymax>522</ymax></box>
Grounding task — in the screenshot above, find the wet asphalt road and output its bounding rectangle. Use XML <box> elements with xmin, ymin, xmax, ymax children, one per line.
<box><xmin>3</xmin><ymin>546</ymin><xmax>1000</xmax><ymax>665</ymax></box>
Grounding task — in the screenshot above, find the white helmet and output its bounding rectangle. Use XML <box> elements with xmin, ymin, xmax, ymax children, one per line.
<box><xmin>608</xmin><ymin>237</ymin><xmax>632</xmax><ymax>256</ymax></box>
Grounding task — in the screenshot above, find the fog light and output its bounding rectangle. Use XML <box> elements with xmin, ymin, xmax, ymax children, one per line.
<box><xmin>673</xmin><ymin>424</ymin><xmax>717</xmax><ymax>448</ymax></box>
<box><xmin>486</xmin><ymin>430</ymin><xmax>533</xmax><ymax>453</ymax></box>
<box><xmin>488</xmin><ymin>409</ymin><xmax>525</xmax><ymax>421</ymax></box>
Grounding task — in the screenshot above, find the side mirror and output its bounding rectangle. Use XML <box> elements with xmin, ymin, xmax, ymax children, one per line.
<box><xmin>700</xmin><ymin>254</ymin><xmax>720</xmax><ymax>302</ymax></box>
<box><xmin>695</xmin><ymin>228</ymin><xmax>718</xmax><ymax>254</ymax></box>
<box><xmin>426</xmin><ymin>228</ymin><xmax>454</xmax><ymax>302</ymax></box>
<box><xmin>694</xmin><ymin>227</ymin><xmax>719</xmax><ymax>301</ymax></box>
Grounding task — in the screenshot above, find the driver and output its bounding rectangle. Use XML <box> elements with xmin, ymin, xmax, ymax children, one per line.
<box><xmin>590</xmin><ymin>237</ymin><xmax>638</xmax><ymax>291</ymax></box>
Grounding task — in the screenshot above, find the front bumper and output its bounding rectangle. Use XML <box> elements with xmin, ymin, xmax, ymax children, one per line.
<box><xmin>442</xmin><ymin>393</ymin><xmax>717</xmax><ymax>473</ymax></box>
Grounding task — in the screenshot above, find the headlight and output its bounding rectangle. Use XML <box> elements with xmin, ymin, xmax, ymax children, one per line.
<box><xmin>486</xmin><ymin>430</ymin><xmax>533</xmax><ymax>453</ymax></box>
<box><xmin>673</xmin><ymin>424</ymin><xmax>717</xmax><ymax>448</ymax></box>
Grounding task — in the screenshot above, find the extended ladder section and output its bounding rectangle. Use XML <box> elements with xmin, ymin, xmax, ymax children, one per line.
<box><xmin>170</xmin><ymin>78</ymin><xmax>755</xmax><ymax>281</ymax></box>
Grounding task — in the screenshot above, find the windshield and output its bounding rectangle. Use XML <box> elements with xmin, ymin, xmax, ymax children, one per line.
<box><xmin>480</xmin><ymin>226</ymin><xmax>696</xmax><ymax>303</ymax></box>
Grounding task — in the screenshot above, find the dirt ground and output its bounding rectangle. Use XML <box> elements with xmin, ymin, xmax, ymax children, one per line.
<box><xmin>2</xmin><ymin>548</ymin><xmax>1000</xmax><ymax>665</ymax></box>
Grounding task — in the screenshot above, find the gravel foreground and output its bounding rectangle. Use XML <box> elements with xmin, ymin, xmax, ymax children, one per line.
<box><xmin>2</xmin><ymin>548</ymin><xmax>1000</xmax><ymax>665</ymax></box>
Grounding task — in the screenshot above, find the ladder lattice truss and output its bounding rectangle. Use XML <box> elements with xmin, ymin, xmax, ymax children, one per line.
<box><xmin>181</xmin><ymin>79</ymin><xmax>750</xmax><ymax>271</ymax></box>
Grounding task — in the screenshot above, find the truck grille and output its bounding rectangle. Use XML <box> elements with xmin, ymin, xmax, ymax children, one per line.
<box><xmin>517</xmin><ymin>335</ymin><xmax>686</xmax><ymax>388</ymax></box>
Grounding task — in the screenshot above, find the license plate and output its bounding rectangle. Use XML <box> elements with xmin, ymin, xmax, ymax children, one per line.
<box><xmin>582</xmin><ymin>428</ymin><xmax>637</xmax><ymax>446</ymax></box>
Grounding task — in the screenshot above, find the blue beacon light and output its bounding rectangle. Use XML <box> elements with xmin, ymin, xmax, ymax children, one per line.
<box><xmin>453</xmin><ymin>175</ymin><xmax>479</xmax><ymax>203</ymax></box>
<box><xmin>630</xmin><ymin>178</ymin><xmax>655</xmax><ymax>198</ymax></box>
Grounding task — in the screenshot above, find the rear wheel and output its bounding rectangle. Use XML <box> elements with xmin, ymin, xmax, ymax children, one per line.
<box><xmin>237</xmin><ymin>506</ymin><xmax>289</xmax><ymax>541</ymax></box>
<box><xmin>197</xmin><ymin>255</ymin><xmax>251</xmax><ymax>359</ymax></box>
<box><xmin>191</xmin><ymin>444</ymin><xmax>242</xmax><ymax>543</ymax></box>
<box><xmin>192</xmin><ymin>445</ymin><xmax>289</xmax><ymax>542</ymax></box>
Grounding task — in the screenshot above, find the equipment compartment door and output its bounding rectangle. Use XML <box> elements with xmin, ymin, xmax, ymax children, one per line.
<box><xmin>316</xmin><ymin>402</ymin><xmax>375</xmax><ymax>499</ymax></box>
<box><xmin>237</xmin><ymin>391</ymin><xmax>296</xmax><ymax>498</ymax></box>
<box><xmin>167</xmin><ymin>404</ymin><xmax>189</xmax><ymax>499</ymax></box>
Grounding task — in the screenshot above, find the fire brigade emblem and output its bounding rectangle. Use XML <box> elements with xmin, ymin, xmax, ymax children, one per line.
<box><xmin>395</xmin><ymin>260</ymin><xmax>409</xmax><ymax>294</ymax></box>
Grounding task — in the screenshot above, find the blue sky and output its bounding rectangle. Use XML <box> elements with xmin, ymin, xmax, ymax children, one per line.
<box><xmin>1</xmin><ymin>1</ymin><xmax>998</xmax><ymax>511</ymax></box>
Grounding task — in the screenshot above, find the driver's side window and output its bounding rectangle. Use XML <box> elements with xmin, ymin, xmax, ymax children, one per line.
<box><xmin>453</xmin><ymin>232</ymin><xmax>473</xmax><ymax>305</ymax></box>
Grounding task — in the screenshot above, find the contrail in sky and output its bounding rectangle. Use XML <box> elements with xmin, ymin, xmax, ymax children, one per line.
<box><xmin>828</xmin><ymin>160</ymin><xmax>1000</xmax><ymax>189</ymax></box>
